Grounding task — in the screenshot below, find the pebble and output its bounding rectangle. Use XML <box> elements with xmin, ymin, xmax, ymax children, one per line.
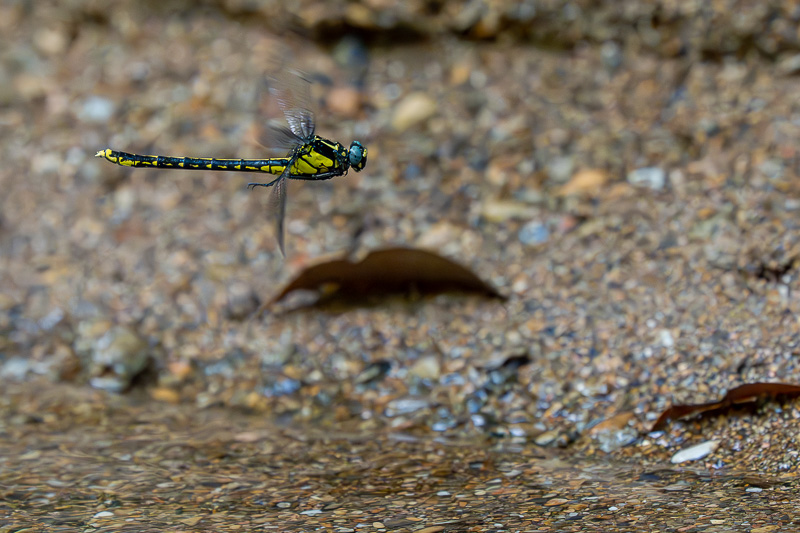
<box><xmin>77</xmin><ymin>96</ymin><xmax>116</xmax><ymax>123</ymax></box>
<box><xmin>758</xmin><ymin>158</ymin><xmax>783</xmax><ymax>180</ymax></box>
<box><xmin>545</xmin><ymin>156</ymin><xmax>575</xmax><ymax>184</ymax></box>
<box><xmin>225</xmin><ymin>281</ymin><xmax>260</xmax><ymax>320</ymax></box>
<box><xmin>385</xmin><ymin>397</ymin><xmax>431</xmax><ymax>417</ymax></box>
<box><xmin>557</xmin><ymin>168</ymin><xmax>609</xmax><ymax>196</ymax></box>
<box><xmin>534</xmin><ymin>429</ymin><xmax>560</xmax><ymax>446</ymax></box>
<box><xmin>777</xmin><ymin>53</ymin><xmax>800</xmax><ymax>75</ymax></box>
<box><xmin>1</xmin><ymin>357</ymin><xmax>34</xmax><ymax>380</ymax></box>
<box><xmin>409</xmin><ymin>356</ymin><xmax>441</xmax><ymax>381</ymax></box>
<box><xmin>592</xmin><ymin>426</ymin><xmax>639</xmax><ymax>453</ymax></box>
<box><xmin>627</xmin><ymin>167</ymin><xmax>666</xmax><ymax>190</ymax></box>
<box><xmin>328</xmin><ymin>86</ymin><xmax>361</xmax><ymax>117</ymax></box>
<box><xmin>518</xmin><ymin>220</ymin><xmax>549</xmax><ymax>246</ymax></box>
<box><xmin>392</xmin><ymin>92</ymin><xmax>437</xmax><ymax>131</ymax></box>
<box><xmin>670</xmin><ymin>440</ymin><xmax>720</xmax><ymax>464</ymax></box>
<box><xmin>481</xmin><ymin>200</ymin><xmax>537</xmax><ymax>223</ymax></box>
<box><xmin>89</xmin><ymin>326</ymin><xmax>150</xmax><ymax>393</ymax></box>
<box><xmin>600</xmin><ymin>40</ymin><xmax>623</xmax><ymax>71</ymax></box>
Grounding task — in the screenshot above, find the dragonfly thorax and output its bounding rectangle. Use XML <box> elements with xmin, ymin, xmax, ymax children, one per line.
<box><xmin>291</xmin><ymin>135</ymin><xmax>367</xmax><ymax>177</ymax></box>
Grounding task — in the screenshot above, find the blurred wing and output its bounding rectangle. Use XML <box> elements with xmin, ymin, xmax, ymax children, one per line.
<box><xmin>268</xmin><ymin>165</ymin><xmax>291</xmax><ymax>256</ymax></box>
<box><xmin>259</xmin><ymin>124</ymin><xmax>304</xmax><ymax>152</ymax></box>
<box><xmin>269</xmin><ymin>70</ymin><xmax>316</xmax><ymax>140</ymax></box>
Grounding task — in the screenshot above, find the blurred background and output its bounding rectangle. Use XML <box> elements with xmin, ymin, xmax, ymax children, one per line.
<box><xmin>3</xmin><ymin>0</ymin><xmax>800</xmax><ymax>469</ymax></box>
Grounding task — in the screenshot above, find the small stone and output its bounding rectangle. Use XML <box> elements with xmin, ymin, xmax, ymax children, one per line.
<box><xmin>627</xmin><ymin>167</ymin><xmax>666</xmax><ymax>190</ymax></box>
<box><xmin>777</xmin><ymin>53</ymin><xmax>800</xmax><ymax>75</ymax></box>
<box><xmin>481</xmin><ymin>200</ymin><xmax>537</xmax><ymax>223</ymax></box>
<box><xmin>33</xmin><ymin>28</ymin><xmax>68</xmax><ymax>55</ymax></box>
<box><xmin>557</xmin><ymin>168</ymin><xmax>609</xmax><ymax>196</ymax></box>
<box><xmin>545</xmin><ymin>156</ymin><xmax>575</xmax><ymax>184</ymax></box>
<box><xmin>355</xmin><ymin>360</ymin><xmax>391</xmax><ymax>385</ymax></box>
<box><xmin>89</xmin><ymin>326</ymin><xmax>150</xmax><ymax>392</ymax></box>
<box><xmin>589</xmin><ymin>412</ymin><xmax>639</xmax><ymax>452</ymax></box>
<box><xmin>78</xmin><ymin>96</ymin><xmax>116</xmax><ymax>123</ymax></box>
<box><xmin>1</xmin><ymin>357</ymin><xmax>33</xmax><ymax>380</ymax></box>
<box><xmin>758</xmin><ymin>158</ymin><xmax>783</xmax><ymax>180</ymax></box>
<box><xmin>670</xmin><ymin>440</ymin><xmax>720</xmax><ymax>464</ymax></box>
<box><xmin>225</xmin><ymin>281</ymin><xmax>260</xmax><ymax>320</ymax></box>
<box><xmin>150</xmin><ymin>387</ymin><xmax>181</xmax><ymax>404</ymax></box>
<box><xmin>328</xmin><ymin>86</ymin><xmax>361</xmax><ymax>117</ymax></box>
<box><xmin>600</xmin><ymin>40</ymin><xmax>623</xmax><ymax>71</ymax></box>
<box><xmin>385</xmin><ymin>397</ymin><xmax>430</xmax><ymax>417</ymax></box>
<box><xmin>392</xmin><ymin>92</ymin><xmax>436</xmax><ymax>131</ymax></box>
<box><xmin>409</xmin><ymin>356</ymin><xmax>441</xmax><ymax>381</ymax></box>
<box><xmin>534</xmin><ymin>429</ymin><xmax>560</xmax><ymax>446</ymax></box>
<box><xmin>518</xmin><ymin>221</ymin><xmax>549</xmax><ymax>246</ymax></box>
<box><xmin>417</xmin><ymin>221</ymin><xmax>462</xmax><ymax>249</ymax></box>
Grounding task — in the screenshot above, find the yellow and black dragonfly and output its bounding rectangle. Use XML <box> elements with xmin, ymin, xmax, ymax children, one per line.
<box><xmin>96</xmin><ymin>72</ymin><xmax>367</xmax><ymax>255</ymax></box>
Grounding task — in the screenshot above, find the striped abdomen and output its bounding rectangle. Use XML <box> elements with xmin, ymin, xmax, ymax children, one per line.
<box><xmin>95</xmin><ymin>149</ymin><xmax>289</xmax><ymax>175</ymax></box>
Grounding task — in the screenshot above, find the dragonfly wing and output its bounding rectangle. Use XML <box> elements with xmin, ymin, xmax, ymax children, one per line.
<box><xmin>268</xmin><ymin>164</ymin><xmax>291</xmax><ymax>256</ymax></box>
<box><xmin>260</xmin><ymin>124</ymin><xmax>304</xmax><ymax>152</ymax></box>
<box><xmin>269</xmin><ymin>70</ymin><xmax>316</xmax><ymax>139</ymax></box>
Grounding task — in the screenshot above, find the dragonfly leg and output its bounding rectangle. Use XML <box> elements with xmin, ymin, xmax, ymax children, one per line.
<box><xmin>287</xmin><ymin>170</ymin><xmax>342</xmax><ymax>182</ymax></box>
<box><xmin>247</xmin><ymin>176</ymin><xmax>281</xmax><ymax>189</ymax></box>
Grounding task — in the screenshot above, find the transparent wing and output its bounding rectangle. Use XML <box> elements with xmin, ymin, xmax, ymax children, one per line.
<box><xmin>269</xmin><ymin>70</ymin><xmax>316</xmax><ymax>140</ymax></box>
<box><xmin>268</xmin><ymin>165</ymin><xmax>291</xmax><ymax>256</ymax></box>
<box><xmin>259</xmin><ymin>124</ymin><xmax>305</xmax><ymax>153</ymax></box>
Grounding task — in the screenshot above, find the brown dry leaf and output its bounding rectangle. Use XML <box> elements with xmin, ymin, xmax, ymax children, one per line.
<box><xmin>270</xmin><ymin>247</ymin><xmax>505</xmax><ymax>306</ymax></box>
<box><xmin>651</xmin><ymin>382</ymin><xmax>800</xmax><ymax>431</ymax></box>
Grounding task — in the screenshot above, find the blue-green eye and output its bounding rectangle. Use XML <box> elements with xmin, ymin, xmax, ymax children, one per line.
<box><xmin>349</xmin><ymin>141</ymin><xmax>367</xmax><ymax>171</ymax></box>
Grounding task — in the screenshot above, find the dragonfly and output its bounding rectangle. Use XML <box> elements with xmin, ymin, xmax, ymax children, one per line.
<box><xmin>95</xmin><ymin>72</ymin><xmax>368</xmax><ymax>255</ymax></box>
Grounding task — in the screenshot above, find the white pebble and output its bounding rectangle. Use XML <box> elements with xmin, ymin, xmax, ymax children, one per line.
<box><xmin>670</xmin><ymin>440</ymin><xmax>720</xmax><ymax>464</ymax></box>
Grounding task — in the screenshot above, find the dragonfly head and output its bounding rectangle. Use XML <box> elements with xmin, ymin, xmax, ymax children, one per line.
<box><xmin>348</xmin><ymin>141</ymin><xmax>367</xmax><ymax>172</ymax></box>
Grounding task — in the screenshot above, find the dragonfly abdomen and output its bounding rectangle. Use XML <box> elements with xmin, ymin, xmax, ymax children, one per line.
<box><xmin>95</xmin><ymin>149</ymin><xmax>288</xmax><ymax>175</ymax></box>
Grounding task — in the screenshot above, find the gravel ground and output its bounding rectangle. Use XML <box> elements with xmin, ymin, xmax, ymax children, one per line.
<box><xmin>3</xmin><ymin>0</ymin><xmax>800</xmax><ymax>529</ymax></box>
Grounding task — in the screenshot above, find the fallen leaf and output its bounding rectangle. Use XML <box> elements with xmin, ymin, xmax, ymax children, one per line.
<box><xmin>270</xmin><ymin>247</ymin><xmax>505</xmax><ymax>306</ymax></box>
<box><xmin>651</xmin><ymin>382</ymin><xmax>800</xmax><ymax>431</ymax></box>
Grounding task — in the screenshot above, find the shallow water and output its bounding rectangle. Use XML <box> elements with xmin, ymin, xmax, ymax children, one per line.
<box><xmin>2</xmin><ymin>382</ymin><xmax>798</xmax><ymax>532</ymax></box>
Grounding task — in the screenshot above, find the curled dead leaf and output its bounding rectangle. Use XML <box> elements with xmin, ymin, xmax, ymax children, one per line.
<box><xmin>270</xmin><ymin>247</ymin><xmax>505</xmax><ymax>307</ymax></box>
<box><xmin>651</xmin><ymin>382</ymin><xmax>800</xmax><ymax>432</ymax></box>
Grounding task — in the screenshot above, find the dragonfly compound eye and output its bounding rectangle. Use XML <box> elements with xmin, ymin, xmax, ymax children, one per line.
<box><xmin>349</xmin><ymin>141</ymin><xmax>367</xmax><ymax>172</ymax></box>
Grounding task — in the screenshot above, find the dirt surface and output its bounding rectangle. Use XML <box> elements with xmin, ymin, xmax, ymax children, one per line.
<box><xmin>3</xmin><ymin>0</ymin><xmax>800</xmax><ymax>530</ymax></box>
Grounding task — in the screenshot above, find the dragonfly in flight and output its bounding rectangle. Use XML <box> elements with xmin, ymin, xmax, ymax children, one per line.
<box><xmin>96</xmin><ymin>72</ymin><xmax>367</xmax><ymax>255</ymax></box>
